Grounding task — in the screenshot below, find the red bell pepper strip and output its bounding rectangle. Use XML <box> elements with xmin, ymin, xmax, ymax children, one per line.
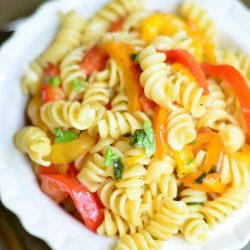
<box><xmin>40</xmin><ymin>174</ymin><xmax>104</xmax><ymax>231</ymax></box>
<box><xmin>108</xmin><ymin>18</ymin><xmax>125</xmax><ymax>32</ymax></box>
<box><xmin>162</xmin><ymin>49</ymin><xmax>209</xmax><ymax>94</ymax></box>
<box><xmin>80</xmin><ymin>46</ymin><xmax>109</xmax><ymax>77</ymax></box>
<box><xmin>201</xmin><ymin>63</ymin><xmax>250</xmax><ymax>139</ymax></box>
<box><xmin>41</xmin><ymin>64</ymin><xmax>65</xmax><ymax>103</ymax></box>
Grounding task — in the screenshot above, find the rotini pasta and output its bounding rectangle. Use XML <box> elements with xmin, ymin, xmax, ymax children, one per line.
<box><xmin>40</xmin><ymin>100</ymin><xmax>96</xmax><ymax>130</ymax></box>
<box><xmin>14</xmin><ymin>126</ymin><xmax>51</xmax><ymax>166</ymax></box>
<box><xmin>41</xmin><ymin>11</ymin><xmax>86</xmax><ymax>65</ymax></box>
<box><xmin>15</xmin><ymin>1</ymin><xmax>250</xmax><ymax>249</ymax></box>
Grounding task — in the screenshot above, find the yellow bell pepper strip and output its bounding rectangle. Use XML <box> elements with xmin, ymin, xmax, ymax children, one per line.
<box><xmin>163</xmin><ymin>49</ymin><xmax>209</xmax><ymax>94</ymax></box>
<box><xmin>186</xmin><ymin>20</ymin><xmax>217</xmax><ymax>63</ymax></box>
<box><xmin>153</xmin><ymin>106</ymin><xmax>172</xmax><ymax>159</ymax></box>
<box><xmin>201</xmin><ymin>63</ymin><xmax>250</xmax><ymax>141</ymax></box>
<box><xmin>46</xmin><ymin>132</ymin><xmax>97</xmax><ymax>164</ymax></box>
<box><xmin>181</xmin><ymin>129</ymin><xmax>225</xmax><ymax>193</ymax></box>
<box><xmin>174</xmin><ymin>146</ymin><xmax>197</xmax><ymax>179</ymax></box>
<box><xmin>141</xmin><ymin>14</ymin><xmax>203</xmax><ymax>61</ymax></box>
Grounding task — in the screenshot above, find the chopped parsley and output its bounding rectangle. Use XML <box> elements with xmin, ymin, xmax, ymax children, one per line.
<box><xmin>186</xmin><ymin>202</ymin><xmax>203</xmax><ymax>206</ymax></box>
<box><xmin>72</xmin><ymin>79</ymin><xmax>85</xmax><ymax>92</ymax></box>
<box><xmin>54</xmin><ymin>128</ymin><xmax>78</xmax><ymax>143</ymax></box>
<box><xmin>186</xmin><ymin>159</ymin><xmax>194</xmax><ymax>165</ymax></box>
<box><xmin>47</xmin><ymin>76</ymin><xmax>61</xmax><ymax>88</ymax></box>
<box><xmin>129</xmin><ymin>120</ymin><xmax>155</xmax><ymax>157</ymax></box>
<box><xmin>189</xmin><ymin>140</ymin><xmax>196</xmax><ymax>145</ymax></box>
<box><xmin>105</xmin><ymin>148</ymin><xmax>124</xmax><ymax>179</ymax></box>
<box><xmin>194</xmin><ymin>172</ymin><xmax>207</xmax><ymax>184</ymax></box>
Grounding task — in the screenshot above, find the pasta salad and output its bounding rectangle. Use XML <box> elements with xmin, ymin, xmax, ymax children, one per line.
<box><xmin>14</xmin><ymin>0</ymin><xmax>250</xmax><ymax>249</ymax></box>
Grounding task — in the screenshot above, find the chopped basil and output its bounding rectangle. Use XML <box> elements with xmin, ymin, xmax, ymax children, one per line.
<box><xmin>130</xmin><ymin>53</ymin><xmax>138</xmax><ymax>63</ymax></box>
<box><xmin>194</xmin><ymin>172</ymin><xmax>207</xmax><ymax>184</ymax></box>
<box><xmin>186</xmin><ymin>202</ymin><xmax>203</xmax><ymax>206</ymax></box>
<box><xmin>54</xmin><ymin>128</ymin><xmax>78</xmax><ymax>143</ymax></box>
<box><xmin>47</xmin><ymin>76</ymin><xmax>61</xmax><ymax>88</ymax></box>
<box><xmin>186</xmin><ymin>159</ymin><xmax>194</xmax><ymax>165</ymax></box>
<box><xmin>105</xmin><ymin>148</ymin><xmax>124</xmax><ymax>179</ymax></box>
<box><xmin>189</xmin><ymin>140</ymin><xmax>196</xmax><ymax>145</ymax></box>
<box><xmin>72</xmin><ymin>79</ymin><xmax>85</xmax><ymax>92</ymax></box>
<box><xmin>113</xmin><ymin>159</ymin><xmax>124</xmax><ymax>179</ymax></box>
<box><xmin>130</xmin><ymin>120</ymin><xmax>155</xmax><ymax>157</ymax></box>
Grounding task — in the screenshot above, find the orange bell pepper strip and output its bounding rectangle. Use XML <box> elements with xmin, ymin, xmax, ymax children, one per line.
<box><xmin>80</xmin><ymin>46</ymin><xmax>109</xmax><ymax>77</ymax></box>
<box><xmin>40</xmin><ymin>174</ymin><xmax>104</xmax><ymax>231</ymax></box>
<box><xmin>162</xmin><ymin>49</ymin><xmax>209</xmax><ymax>94</ymax></box>
<box><xmin>153</xmin><ymin>106</ymin><xmax>171</xmax><ymax>159</ymax></box>
<box><xmin>101</xmin><ymin>42</ymin><xmax>142</xmax><ymax>112</ymax></box>
<box><xmin>109</xmin><ymin>18</ymin><xmax>125</xmax><ymax>32</ymax></box>
<box><xmin>181</xmin><ymin>129</ymin><xmax>225</xmax><ymax>193</ymax></box>
<box><xmin>201</xmin><ymin>63</ymin><xmax>250</xmax><ymax>140</ymax></box>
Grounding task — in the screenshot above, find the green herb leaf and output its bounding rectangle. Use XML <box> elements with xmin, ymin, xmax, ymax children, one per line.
<box><xmin>194</xmin><ymin>172</ymin><xmax>207</xmax><ymax>184</ymax></box>
<box><xmin>54</xmin><ymin>128</ymin><xmax>78</xmax><ymax>143</ymax></box>
<box><xmin>129</xmin><ymin>121</ymin><xmax>155</xmax><ymax>157</ymax></box>
<box><xmin>186</xmin><ymin>159</ymin><xmax>194</xmax><ymax>165</ymax></box>
<box><xmin>130</xmin><ymin>53</ymin><xmax>138</xmax><ymax>63</ymax></box>
<box><xmin>104</xmin><ymin>148</ymin><xmax>120</xmax><ymax>166</ymax></box>
<box><xmin>186</xmin><ymin>202</ymin><xmax>203</xmax><ymax>206</ymax></box>
<box><xmin>151</xmin><ymin>235</ymin><xmax>158</xmax><ymax>240</ymax></box>
<box><xmin>72</xmin><ymin>79</ymin><xmax>85</xmax><ymax>92</ymax></box>
<box><xmin>189</xmin><ymin>140</ymin><xmax>196</xmax><ymax>145</ymax></box>
<box><xmin>113</xmin><ymin>159</ymin><xmax>124</xmax><ymax>179</ymax></box>
<box><xmin>47</xmin><ymin>76</ymin><xmax>61</xmax><ymax>88</ymax></box>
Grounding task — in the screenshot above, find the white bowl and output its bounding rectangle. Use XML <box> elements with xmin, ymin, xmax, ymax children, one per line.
<box><xmin>0</xmin><ymin>0</ymin><xmax>250</xmax><ymax>249</ymax></box>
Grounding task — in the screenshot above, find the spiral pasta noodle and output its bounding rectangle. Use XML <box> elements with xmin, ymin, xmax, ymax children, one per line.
<box><xmin>97</xmin><ymin>209</ymin><xmax>138</xmax><ymax>237</ymax></box>
<box><xmin>111</xmin><ymin>91</ymin><xmax>128</xmax><ymax>112</ymax></box>
<box><xmin>221</xmin><ymin>154</ymin><xmax>250</xmax><ymax>189</ymax></box>
<box><xmin>97</xmin><ymin>111</ymin><xmax>149</xmax><ymax>139</ymax></box>
<box><xmin>180</xmin><ymin>188</ymin><xmax>209</xmax><ymax>243</ymax></box>
<box><xmin>81</xmin><ymin>0</ymin><xmax>144</xmax><ymax>47</ymax></box>
<box><xmin>14</xmin><ymin>126</ymin><xmax>51</xmax><ymax>166</ymax></box>
<box><xmin>201</xmin><ymin>188</ymin><xmax>248</xmax><ymax>227</ymax></box>
<box><xmin>60</xmin><ymin>46</ymin><xmax>86</xmax><ymax>100</ymax></box>
<box><xmin>40</xmin><ymin>100</ymin><xmax>96</xmax><ymax>130</ymax></box>
<box><xmin>22</xmin><ymin>56</ymin><xmax>43</xmax><ymax>95</ymax></box>
<box><xmin>180</xmin><ymin>0</ymin><xmax>217</xmax><ymax>45</ymax></box>
<box><xmin>167</xmin><ymin>108</ymin><xmax>196</xmax><ymax>151</ymax></box>
<box><xmin>41</xmin><ymin>11</ymin><xmax>86</xmax><ymax>65</ymax></box>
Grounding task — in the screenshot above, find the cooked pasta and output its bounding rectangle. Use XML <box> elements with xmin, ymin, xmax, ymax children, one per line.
<box><xmin>14</xmin><ymin>126</ymin><xmax>51</xmax><ymax>166</ymax></box>
<box><xmin>22</xmin><ymin>56</ymin><xmax>44</xmax><ymax>95</ymax></box>
<box><xmin>167</xmin><ymin>108</ymin><xmax>196</xmax><ymax>151</ymax></box>
<box><xmin>15</xmin><ymin>0</ymin><xmax>250</xmax><ymax>248</ymax></box>
<box><xmin>40</xmin><ymin>100</ymin><xmax>96</xmax><ymax>130</ymax></box>
<box><xmin>97</xmin><ymin>111</ymin><xmax>149</xmax><ymax>139</ymax></box>
<box><xmin>81</xmin><ymin>0</ymin><xmax>144</xmax><ymax>47</ymax></box>
<box><xmin>41</xmin><ymin>11</ymin><xmax>86</xmax><ymax>65</ymax></box>
<box><xmin>201</xmin><ymin>188</ymin><xmax>248</xmax><ymax>227</ymax></box>
<box><xmin>60</xmin><ymin>46</ymin><xmax>86</xmax><ymax>100</ymax></box>
<box><xmin>180</xmin><ymin>188</ymin><xmax>209</xmax><ymax>243</ymax></box>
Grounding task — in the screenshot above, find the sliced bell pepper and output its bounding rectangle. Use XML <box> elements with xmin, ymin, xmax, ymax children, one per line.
<box><xmin>40</xmin><ymin>174</ymin><xmax>104</xmax><ymax>231</ymax></box>
<box><xmin>108</xmin><ymin>18</ymin><xmax>125</xmax><ymax>32</ymax></box>
<box><xmin>162</xmin><ymin>49</ymin><xmax>209</xmax><ymax>94</ymax></box>
<box><xmin>141</xmin><ymin>14</ymin><xmax>203</xmax><ymax>61</ymax></box>
<box><xmin>101</xmin><ymin>42</ymin><xmax>142</xmax><ymax>112</ymax></box>
<box><xmin>80</xmin><ymin>46</ymin><xmax>109</xmax><ymax>77</ymax></box>
<box><xmin>41</xmin><ymin>64</ymin><xmax>65</xmax><ymax>103</ymax></box>
<box><xmin>181</xmin><ymin>129</ymin><xmax>225</xmax><ymax>193</ymax></box>
<box><xmin>153</xmin><ymin>106</ymin><xmax>171</xmax><ymax>159</ymax></box>
<box><xmin>201</xmin><ymin>63</ymin><xmax>250</xmax><ymax>139</ymax></box>
<box><xmin>174</xmin><ymin>146</ymin><xmax>197</xmax><ymax>179</ymax></box>
<box><xmin>46</xmin><ymin>132</ymin><xmax>97</xmax><ymax>164</ymax></box>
